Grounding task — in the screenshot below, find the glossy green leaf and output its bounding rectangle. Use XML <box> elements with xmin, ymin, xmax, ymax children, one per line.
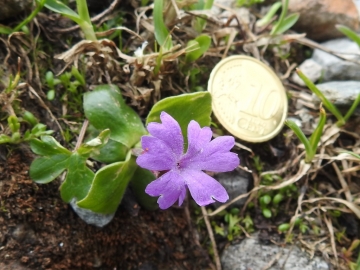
<box><xmin>336</xmin><ymin>24</ymin><xmax>360</xmax><ymax>48</ymax></box>
<box><xmin>30</xmin><ymin>154</ymin><xmax>69</xmax><ymax>184</ymax></box>
<box><xmin>60</xmin><ymin>153</ymin><xmax>94</xmax><ymax>202</ymax></box>
<box><xmin>271</xmin><ymin>13</ymin><xmax>299</xmax><ymax>35</ymax></box>
<box><xmin>84</xmin><ymin>85</ymin><xmax>146</xmax><ymax>148</ymax></box>
<box><xmin>91</xmin><ymin>139</ymin><xmax>128</xmax><ymax>163</ymax></box>
<box><xmin>77</xmin><ymin>129</ymin><xmax>110</xmax><ymax>157</ymax></box>
<box><xmin>129</xmin><ymin>167</ymin><xmax>158</xmax><ymax>210</ymax></box>
<box><xmin>30</xmin><ymin>136</ymin><xmax>71</xmax><ymax>156</ymax></box>
<box><xmin>153</xmin><ymin>0</ymin><xmax>172</xmax><ymax>50</ymax></box>
<box><xmin>77</xmin><ymin>153</ymin><xmax>138</xmax><ymax>214</ymax></box>
<box><xmin>43</xmin><ymin>0</ymin><xmax>81</xmax><ymax>24</ymax></box>
<box><xmin>85</xmin><ymin>125</ymin><xmax>128</xmax><ymax>163</ymax></box>
<box><xmin>30</xmin><ymin>133</ymin><xmax>107</xmax><ymax>202</ymax></box>
<box><xmin>185</xmin><ymin>35</ymin><xmax>211</xmax><ymax>62</ymax></box>
<box><xmin>146</xmin><ymin>92</ymin><xmax>212</xmax><ymax>146</ymax></box>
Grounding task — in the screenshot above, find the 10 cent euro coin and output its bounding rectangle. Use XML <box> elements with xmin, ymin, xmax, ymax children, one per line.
<box><xmin>208</xmin><ymin>55</ymin><xmax>288</xmax><ymax>143</ymax></box>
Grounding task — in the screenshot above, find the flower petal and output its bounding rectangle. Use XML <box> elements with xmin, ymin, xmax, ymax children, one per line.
<box><xmin>147</xmin><ymin>112</ymin><xmax>184</xmax><ymax>158</ymax></box>
<box><xmin>182</xmin><ymin>120</ymin><xmax>212</xmax><ymax>158</ymax></box>
<box><xmin>182</xmin><ymin>169</ymin><xmax>229</xmax><ymax>206</ymax></box>
<box><xmin>136</xmin><ymin>136</ymin><xmax>176</xmax><ymax>171</ymax></box>
<box><xmin>145</xmin><ymin>170</ymin><xmax>186</xmax><ymax>209</ymax></box>
<box><xmin>182</xmin><ymin>136</ymin><xmax>239</xmax><ymax>172</ymax></box>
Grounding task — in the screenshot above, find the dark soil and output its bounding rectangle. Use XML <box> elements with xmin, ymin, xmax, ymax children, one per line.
<box><xmin>0</xmin><ymin>149</ymin><xmax>211</xmax><ymax>270</ymax></box>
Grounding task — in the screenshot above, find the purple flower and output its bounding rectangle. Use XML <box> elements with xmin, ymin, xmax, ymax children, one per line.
<box><xmin>136</xmin><ymin>112</ymin><xmax>240</xmax><ymax>209</ymax></box>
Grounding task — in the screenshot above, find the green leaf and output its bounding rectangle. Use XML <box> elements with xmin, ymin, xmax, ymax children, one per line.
<box><xmin>29</xmin><ymin>134</ymin><xmax>103</xmax><ymax>203</ymax></box>
<box><xmin>271</xmin><ymin>13</ymin><xmax>299</xmax><ymax>35</ymax></box>
<box><xmin>0</xmin><ymin>24</ymin><xmax>12</xmax><ymax>34</ymax></box>
<box><xmin>91</xmin><ymin>139</ymin><xmax>128</xmax><ymax>163</ymax></box>
<box><xmin>8</xmin><ymin>116</ymin><xmax>20</xmax><ymax>134</ymax></box>
<box><xmin>185</xmin><ymin>35</ymin><xmax>211</xmax><ymax>62</ymax></box>
<box><xmin>153</xmin><ymin>0</ymin><xmax>172</xmax><ymax>50</ymax></box>
<box><xmin>77</xmin><ymin>129</ymin><xmax>110</xmax><ymax>157</ymax></box>
<box><xmin>85</xmin><ymin>125</ymin><xmax>128</xmax><ymax>163</ymax></box>
<box><xmin>23</xmin><ymin>111</ymin><xmax>38</xmax><ymax>126</ymax></box>
<box><xmin>129</xmin><ymin>167</ymin><xmax>158</xmax><ymax>210</ymax></box>
<box><xmin>43</xmin><ymin>0</ymin><xmax>81</xmax><ymax>25</ymax></box>
<box><xmin>84</xmin><ymin>85</ymin><xmax>146</xmax><ymax>148</ymax></box>
<box><xmin>30</xmin><ymin>154</ymin><xmax>69</xmax><ymax>184</ymax></box>
<box><xmin>0</xmin><ymin>134</ymin><xmax>11</xmax><ymax>144</ymax></box>
<box><xmin>60</xmin><ymin>153</ymin><xmax>94</xmax><ymax>202</ymax></box>
<box><xmin>256</xmin><ymin>1</ymin><xmax>282</xmax><ymax>27</ymax></box>
<box><xmin>278</xmin><ymin>223</ymin><xmax>290</xmax><ymax>232</ymax></box>
<box><xmin>336</xmin><ymin>24</ymin><xmax>360</xmax><ymax>48</ymax></box>
<box><xmin>146</xmin><ymin>92</ymin><xmax>212</xmax><ymax>147</ymax></box>
<box><xmin>30</xmin><ymin>136</ymin><xmax>71</xmax><ymax>156</ymax></box>
<box><xmin>77</xmin><ymin>153</ymin><xmax>138</xmax><ymax>214</ymax></box>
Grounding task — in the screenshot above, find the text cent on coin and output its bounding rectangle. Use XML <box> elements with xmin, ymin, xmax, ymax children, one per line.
<box><xmin>208</xmin><ymin>55</ymin><xmax>288</xmax><ymax>143</ymax></box>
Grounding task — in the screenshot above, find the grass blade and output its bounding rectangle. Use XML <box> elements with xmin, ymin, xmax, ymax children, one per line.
<box><xmin>271</xmin><ymin>13</ymin><xmax>299</xmax><ymax>35</ymax></box>
<box><xmin>153</xmin><ymin>0</ymin><xmax>172</xmax><ymax>50</ymax></box>
<box><xmin>336</xmin><ymin>24</ymin><xmax>360</xmax><ymax>48</ymax></box>
<box><xmin>296</xmin><ymin>69</ymin><xmax>345</xmax><ymax>125</ymax></box>
<box><xmin>285</xmin><ymin>119</ymin><xmax>313</xmax><ymax>163</ymax></box>
<box><xmin>309</xmin><ymin>107</ymin><xmax>326</xmax><ymax>157</ymax></box>
<box><xmin>256</xmin><ymin>1</ymin><xmax>282</xmax><ymax>27</ymax></box>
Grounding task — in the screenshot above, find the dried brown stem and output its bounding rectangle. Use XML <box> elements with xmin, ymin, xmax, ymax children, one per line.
<box><xmin>201</xmin><ymin>206</ymin><xmax>221</xmax><ymax>270</ymax></box>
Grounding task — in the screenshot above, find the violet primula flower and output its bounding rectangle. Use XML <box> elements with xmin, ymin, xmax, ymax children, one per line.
<box><xmin>136</xmin><ymin>112</ymin><xmax>240</xmax><ymax>209</ymax></box>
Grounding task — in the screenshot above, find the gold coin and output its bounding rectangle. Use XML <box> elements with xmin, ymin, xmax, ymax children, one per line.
<box><xmin>208</xmin><ymin>55</ymin><xmax>288</xmax><ymax>143</ymax></box>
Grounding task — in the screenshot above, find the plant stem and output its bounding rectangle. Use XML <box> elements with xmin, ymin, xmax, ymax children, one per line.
<box><xmin>76</xmin><ymin>0</ymin><xmax>97</xmax><ymax>40</ymax></box>
<box><xmin>13</xmin><ymin>0</ymin><xmax>46</xmax><ymax>32</ymax></box>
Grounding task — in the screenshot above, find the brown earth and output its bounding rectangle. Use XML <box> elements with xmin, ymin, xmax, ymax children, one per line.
<box><xmin>0</xmin><ymin>148</ymin><xmax>211</xmax><ymax>270</ymax></box>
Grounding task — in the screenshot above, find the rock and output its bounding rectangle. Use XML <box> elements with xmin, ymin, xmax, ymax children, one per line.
<box><xmin>0</xmin><ymin>0</ymin><xmax>33</xmax><ymax>21</ymax></box>
<box><xmin>214</xmin><ymin>169</ymin><xmax>251</xmax><ymax>208</ymax></box>
<box><xmin>312</xmin><ymin>81</ymin><xmax>360</xmax><ymax>106</ymax></box>
<box><xmin>292</xmin><ymin>59</ymin><xmax>323</xmax><ymax>86</ymax></box>
<box><xmin>312</xmin><ymin>38</ymin><xmax>360</xmax><ymax>82</ymax></box>
<box><xmin>289</xmin><ymin>0</ymin><xmax>359</xmax><ymax>41</ymax></box>
<box><xmin>70</xmin><ymin>199</ymin><xmax>115</xmax><ymax>227</ymax></box>
<box><xmin>221</xmin><ymin>235</ymin><xmax>330</xmax><ymax>270</ymax></box>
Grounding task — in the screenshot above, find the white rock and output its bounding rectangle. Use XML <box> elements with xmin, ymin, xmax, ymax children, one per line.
<box><xmin>221</xmin><ymin>235</ymin><xmax>330</xmax><ymax>270</ymax></box>
<box><xmin>292</xmin><ymin>59</ymin><xmax>323</xmax><ymax>86</ymax></box>
<box><xmin>70</xmin><ymin>199</ymin><xmax>115</xmax><ymax>227</ymax></box>
<box><xmin>312</xmin><ymin>38</ymin><xmax>360</xmax><ymax>81</ymax></box>
<box><xmin>312</xmin><ymin>81</ymin><xmax>360</xmax><ymax>106</ymax></box>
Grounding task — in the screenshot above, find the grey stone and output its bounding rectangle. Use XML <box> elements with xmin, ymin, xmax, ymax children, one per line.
<box><xmin>312</xmin><ymin>81</ymin><xmax>360</xmax><ymax>106</ymax></box>
<box><xmin>292</xmin><ymin>59</ymin><xmax>323</xmax><ymax>86</ymax></box>
<box><xmin>0</xmin><ymin>0</ymin><xmax>33</xmax><ymax>20</ymax></box>
<box><xmin>221</xmin><ymin>235</ymin><xmax>330</xmax><ymax>270</ymax></box>
<box><xmin>70</xmin><ymin>199</ymin><xmax>115</xmax><ymax>227</ymax></box>
<box><xmin>312</xmin><ymin>38</ymin><xmax>360</xmax><ymax>81</ymax></box>
<box><xmin>214</xmin><ymin>169</ymin><xmax>250</xmax><ymax>208</ymax></box>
